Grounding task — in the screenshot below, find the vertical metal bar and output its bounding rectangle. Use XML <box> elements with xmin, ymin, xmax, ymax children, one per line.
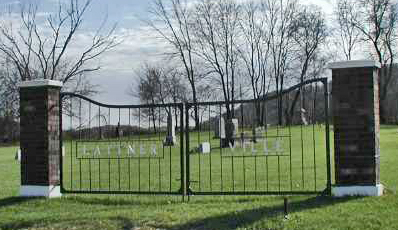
<box><xmin>169</xmin><ymin>105</ymin><xmax>174</xmax><ymax>193</ymax></box>
<box><xmin>98</xmin><ymin>105</ymin><xmax>101</xmax><ymax>190</ymax></box>
<box><xmin>219</xmin><ymin>104</ymin><xmax>223</xmax><ymax>192</ymax></box>
<box><xmin>69</xmin><ymin>98</ymin><xmax>72</xmax><ymax>190</ymax></box>
<box><xmin>179</xmin><ymin>104</ymin><xmax>184</xmax><ymax>196</ymax></box>
<box><xmin>185</xmin><ymin>104</ymin><xmax>190</xmax><ymax>196</ymax></box>
<box><xmin>313</xmin><ymin>83</ymin><xmax>318</xmax><ymax>191</ymax></box>
<box><xmin>89</xmin><ymin>102</ymin><xmax>91</xmax><ymax>139</ymax></box>
<box><xmin>128</xmin><ymin>108</ymin><xmax>131</xmax><ymax>191</ymax></box>
<box><xmin>118</xmin><ymin>108</ymin><xmax>121</xmax><ymax>190</ymax></box>
<box><xmin>108</xmin><ymin>108</ymin><xmax>111</xmax><ymax>191</ymax></box>
<box><xmin>289</xmin><ymin>121</ymin><xmax>293</xmax><ymax>191</ymax></box>
<box><xmin>265</xmin><ymin>100</ymin><xmax>269</xmax><ymax>191</ymax></box>
<box><xmin>59</xmin><ymin>94</ymin><xmax>65</xmax><ymax>191</ymax></box>
<box><xmin>253</xmin><ymin>102</ymin><xmax>257</xmax><ymax>191</ymax></box>
<box><xmin>300</xmin><ymin>90</ymin><xmax>305</xmax><ymax>189</ymax></box>
<box><xmin>149</xmin><ymin>152</ymin><xmax>151</xmax><ymax>191</ymax></box>
<box><xmin>148</xmin><ymin>112</ymin><xmax>151</xmax><ymax>192</ymax></box>
<box><xmin>284</xmin><ymin>197</ymin><xmax>289</xmax><ymax>218</ymax></box>
<box><xmin>198</xmin><ymin>105</ymin><xmax>201</xmax><ymax>192</ymax></box>
<box><xmin>79</xmin><ymin>100</ymin><xmax>82</xmax><ymax>190</ymax></box>
<box><xmin>243</xmin><ymin>152</ymin><xmax>246</xmax><ymax>191</ymax></box>
<box><xmin>89</xmin><ymin>157</ymin><xmax>92</xmax><ymax>191</ymax></box>
<box><xmin>278</xmin><ymin>155</ymin><xmax>281</xmax><ymax>192</ymax></box>
<box><xmin>209</xmin><ymin>105</ymin><xmax>212</xmax><ymax>191</ymax></box>
<box><xmin>232</xmin><ymin>112</ymin><xmax>235</xmax><ymax>192</ymax></box>
<box><xmin>79</xmin><ymin>158</ymin><xmax>82</xmax><ymax>190</ymax></box>
<box><xmin>323</xmin><ymin>79</ymin><xmax>332</xmax><ymax>195</ymax></box>
<box><xmin>138</xmin><ymin>108</ymin><xmax>141</xmax><ymax>191</ymax></box>
<box><xmin>158</xmin><ymin>107</ymin><xmax>161</xmax><ymax>191</ymax></box>
<box><xmin>88</xmin><ymin>102</ymin><xmax>92</xmax><ymax>191</ymax></box>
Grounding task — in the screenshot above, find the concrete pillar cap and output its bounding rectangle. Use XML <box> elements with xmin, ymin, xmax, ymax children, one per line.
<box><xmin>328</xmin><ymin>60</ymin><xmax>381</xmax><ymax>69</ymax></box>
<box><xmin>18</xmin><ymin>79</ymin><xmax>63</xmax><ymax>88</ymax></box>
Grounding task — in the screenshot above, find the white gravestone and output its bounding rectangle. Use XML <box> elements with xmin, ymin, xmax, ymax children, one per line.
<box><xmin>127</xmin><ymin>144</ymin><xmax>136</xmax><ymax>157</ymax></box>
<box><xmin>215</xmin><ymin>117</ymin><xmax>225</xmax><ymax>139</ymax></box>
<box><xmin>231</xmin><ymin>119</ymin><xmax>239</xmax><ymax>137</ymax></box>
<box><xmin>199</xmin><ymin>142</ymin><xmax>211</xmax><ymax>154</ymax></box>
<box><xmin>15</xmin><ymin>149</ymin><xmax>21</xmax><ymax>162</ymax></box>
<box><xmin>164</xmin><ymin>113</ymin><xmax>176</xmax><ymax>146</ymax></box>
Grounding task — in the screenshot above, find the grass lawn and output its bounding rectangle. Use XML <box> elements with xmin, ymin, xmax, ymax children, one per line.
<box><xmin>1</xmin><ymin>126</ymin><xmax>398</xmax><ymax>229</ymax></box>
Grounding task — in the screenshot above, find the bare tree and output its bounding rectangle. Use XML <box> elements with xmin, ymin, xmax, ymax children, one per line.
<box><xmin>334</xmin><ymin>0</ymin><xmax>362</xmax><ymax>60</ymax></box>
<box><xmin>148</xmin><ymin>0</ymin><xmax>201</xmax><ymax>129</ymax></box>
<box><xmin>287</xmin><ymin>5</ymin><xmax>327</xmax><ymax>125</ymax></box>
<box><xmin>238</xmin><ymin>1</ymin><xmax>272</xmax><ymax>126</ymax></box>
<box><xmin>345</xmin><ymin>0</ymin><xmax>398</xmax><ymax>123</ymax></box>
<box><xmin>131</xmin><ymin>64</ymin><xmax>188</xmax><ymax>131</ymax></box>
<box><xmin>193</xmin><ymin>0</ymin><xmax>241</xmax><ymax>119</ymax></box>
<box><xmin>0</xmin><ymin>0</ymin><xmax>118</xmax><ymax>83</ymax></box>
<box><xmin>263</xmin><ymin>0</ymin><xmax>297</xmax><ymax>125</ymax></box>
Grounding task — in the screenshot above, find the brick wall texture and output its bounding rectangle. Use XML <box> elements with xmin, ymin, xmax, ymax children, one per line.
<box><xmin>20</xmin><ymin>86</ymin><xmax>61</xmax><ymax>186</ymax></box>
<box><xmin>332</xmin><ymin>67</ymin><xmax>380</xmax><ymax>186</ymax></box>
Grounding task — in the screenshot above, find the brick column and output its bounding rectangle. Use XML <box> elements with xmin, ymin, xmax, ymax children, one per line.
<box><xmin>329</xmin><ymin>60</ymin><xmax>383</xmax><ymax>196</ymax></box>
<box><xmin>18</xmin><ymin>80</ymin><xmax>63</xmax><ymax>198</ymax></box>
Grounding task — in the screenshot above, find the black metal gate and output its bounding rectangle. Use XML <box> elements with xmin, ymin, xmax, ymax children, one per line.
<box><xmin>59</xmin><ymin>78</ymin><xmax>331</xmax><ymax>196</ymax></box>
<box><xmin>185</xmin><ymin>78</ymin><xmax>331</xmax><ymax>196</ymax></box>
<box><xmin>60</xmin><ymin>93</ymin><xmax>185</xmax><ymax>195</ymax></box>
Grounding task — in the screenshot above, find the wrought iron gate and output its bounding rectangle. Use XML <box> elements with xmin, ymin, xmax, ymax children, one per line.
<box><xmin>59</xmin><ymin>78</ymin><xmax>331</xmax><ymax>196</ymax></box>
<box><xmin>185</xmin><ymin>78</ymin><xmax>331</xmax><ymax>196</ymax></box>
<box><xmin>60</xmin><ymin>93</ymin><xmax>184</xmax><ymax>195</ymax></box>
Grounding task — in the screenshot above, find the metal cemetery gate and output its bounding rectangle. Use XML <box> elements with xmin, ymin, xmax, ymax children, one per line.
<box><xmin>60</xmin><ymin>78</ymin><xmax>331</xmax><ymax>196</ymax></box>
<box><xmin>185</xmin><ymin>78</ymin><xmax>331</xmax><ymax>196</ymax></box>
<box><xmin>60</xmin><ymin>93</ymin><xmax>185</xmax><ymax>195</ymax></box>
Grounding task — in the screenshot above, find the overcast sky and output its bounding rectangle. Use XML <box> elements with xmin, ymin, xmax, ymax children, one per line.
<box><xmin>2</xmin><ymin>0</ymin><xmax>337</xmax><ymax>104</ymax></box>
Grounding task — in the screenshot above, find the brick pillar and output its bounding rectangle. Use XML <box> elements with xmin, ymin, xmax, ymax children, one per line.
<box><xmin>18</xmin><ymin>80</ymin><xmax>63</xmax><ymax>198</ymax></box>
<box><xmin>329</xmin><ymin>60</ymin><xmax>383</xmax><ymax>196</ymax></box>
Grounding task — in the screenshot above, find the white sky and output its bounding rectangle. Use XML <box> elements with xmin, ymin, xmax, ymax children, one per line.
<box><xmin>1</xmin><ymin>0</ymin><xmax>338</xmax><ymax>104</ymax></box>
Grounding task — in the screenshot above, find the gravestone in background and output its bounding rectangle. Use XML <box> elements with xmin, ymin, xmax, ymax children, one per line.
<box><xmin>164</xmin><ymin>113</ymin><xmax>176</xmax><ymax>146</ymax></box>
<box><xmin>214</xmin><ymin>116</ymin><xmax>225</xmax><ymax>139</ymax></box>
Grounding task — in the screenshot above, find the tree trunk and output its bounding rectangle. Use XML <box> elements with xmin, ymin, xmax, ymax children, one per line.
<box><xmin>191</xmin><ymin>82</ymin><xmax>200</xmax><ymax>130</ymax></box>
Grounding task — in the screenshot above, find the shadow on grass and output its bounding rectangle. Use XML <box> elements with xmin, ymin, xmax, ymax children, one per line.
<box><xmin>0</xmin><ymin>216</ymin><xmax>138</xmax><ymax>230</ymax></box>
<box><xmin>0</xmin><ymin>195</ymin><xmax>358</xmax><ymax>230</ymax></box>
<box><xmin>0</xmin><ymin>196</ymin><xmax>42</xmax><ymax>208</ymax></box>
<box><xmin>170</xmin><ymin>196</ymin><xmax>359</xmax><ymax>230</ymax></box>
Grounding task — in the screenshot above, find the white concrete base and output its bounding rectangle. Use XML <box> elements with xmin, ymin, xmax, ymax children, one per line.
<box><xmin>20</xmin><ymin>185</ymin><xmax>62</xmax><ymax>198</ymax></box>
<box><xmin>332</xmin><ymin>184</ymin><xmax>383</xmax><ymax>197</ymax></box>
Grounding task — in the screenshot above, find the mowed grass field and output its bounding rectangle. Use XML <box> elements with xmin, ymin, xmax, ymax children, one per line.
<box><xmin>1</xmin><ymin>126</ymin><xmax>398</xmax><ymax>230</ymax></box>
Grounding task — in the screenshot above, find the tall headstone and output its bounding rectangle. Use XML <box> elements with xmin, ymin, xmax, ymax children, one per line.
<box><xmin>222</xmin><ymin>118</ymin><xmax>238</xmax><ymax>148</ymax></box>
<box><xmin>164</xmin><ymin>112</ymin><xmax>176</xmax><ymax>146</ymax></box>
<box><xmin>231</xmin><ymin>119</ymin><xmax>239</xmax><ymax>136</ymax></box>
<box><xmin>215</xmin><ymin>116</ymin><xmax>225</xmax><ymax>139</ymax></box>
<box><xmin>18</xmin><ymin>80</ymin><xmax>63</xmax><ymax>198</ymax></box>
<box><xmin>329</xmin><ymin>60</ymin><xmax>383</xmax><ymax>196</ymax></box>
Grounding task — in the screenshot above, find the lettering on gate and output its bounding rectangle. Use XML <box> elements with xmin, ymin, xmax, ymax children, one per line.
<box><xmin>75</xmin><ymin>140</ymin><xmax>168</xmax><ymax>159</ymax></box>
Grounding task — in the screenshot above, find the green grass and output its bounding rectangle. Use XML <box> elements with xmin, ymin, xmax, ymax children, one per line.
<box><xmin>1</xmin><ymin>126</ymin><xmax>398</xmax><ymax>229</ymax></box>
